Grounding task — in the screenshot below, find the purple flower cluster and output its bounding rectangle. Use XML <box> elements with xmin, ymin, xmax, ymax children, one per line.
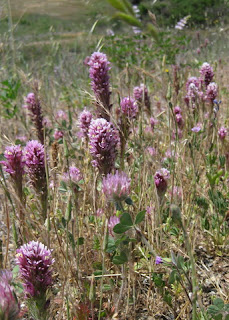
<box><xmin>185</xmin><ymin>82</ymin><xmax>203</xmax><ymax>109</ymax></box>
<box><xmin>24</xmin><ymin>140</ymin><xmax>46</xmax><ymax>192</ymax></box>
<box><xmin>88</xmin><ymin>52</ymin><xmax>111</xmax><ymax>119</ymax></box>
<box><xmin>24</xmin><ymin>92</ymin><xmax>44</xmax><ymax>144</ymax></box>
<box><xmin>53</xmin><ymin>129</ymin><xmax>64</xmax><ymax>140</ymax></box>
<box><xmin>108</xmin><ymin>216</ymin><xmax>120</xmax><ymax>237</ymax></box>
<box><xmin>185</xmin><ymin>77</ymin><xmax>200</xmax><ymax>91</ymax></box>
<box><xmin>174</xmin><ymin>106</ymin><xmax>181</xmax><ymax>114</ymax></box>
<box><xmin>0</xmin><ymin>145</ymin><xmax>25</xmax><ymax>199</ymax></box>
<box><xmin>175</xmin><ymin>16</ymin><xmax>189</xmax><ymax>30</ymax></box>
<box><xmin>155</xmin><ymin>256</ymin><xmax>163</xmax><ymax>265</ymax></box>
<box><xmin>62</xmin><ymin>166</ymin><xmax>82</xmax><ymax>184</ymax></box>
<box><xmin>102</xmin><ymin>171</ymin><xmax>131</xmax><ymax>202</ymax></box>
<box><xmin>205</xmin><ymin>82</ymin><xmax>218</xmax><ymax>103</ymax></box>
<box><xmin>173</xmin><ymin>106</ymin><xmax>184</xmax><ymax>128</ymax></box>
<box><xmin>133</xmin><ymin>84</ymin><xmax>151</xmax><ymax>113</ymax></box>
<box><xmin>218</xmin><ymin>126</ymin><xmax>227</xmax><ymax>140</ymax></box>
<box><xmin>55</xmin><ymin>110</ymin><xmax>67</xmax><ymax>121</ymax></box>
<box><xmin>88</xmin><ymin>118</ymin><xmax>119</xmax><ymax>174</ymax></box>
<box><xmin>120</xmin><ymin>97</ymin><xmax>138</xmax><ymax>119</ymax></box>
<box><xmin>154</xmin><ymin>168</ymin><xmax>170</xmax><ymax>196</ymax></box>
<box><xmin>16</xmin><ymin>241</ymin><xmax>54</xmax><ymax>298</ymax></box>
<box><xmin>200</xmin><ymin>62</ymin><xmax>214</xmax><ymax>87</ymax></box>
<box><xmin>79</xmin><ymin>109</ymin><xmax>93</xmax><ymax>137</ymax></box>
<box><xmin>0</xmin><ymin>145</ymin><xmax>25</xmax><ymax>177</ymax></box>
<box><xmin>0</xmin><ymin>271</ymin><xmax>19</xmax><ymax>319</ymax></box>
<box><xmin>150</xmin><ymin>117</ymin><xmax>158</xmax><ymax>130</ymax></box>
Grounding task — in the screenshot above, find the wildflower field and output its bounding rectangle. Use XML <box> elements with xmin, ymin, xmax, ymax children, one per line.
<box><xmin>0</xmin><ymin>0</ymin><xmax>228</xmax><ymax>319</ymax></box>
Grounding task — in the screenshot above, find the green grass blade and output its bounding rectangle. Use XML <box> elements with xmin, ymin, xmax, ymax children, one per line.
<box><xmin>146</xmin><ymin>23</ymin><xmax>159</xmax><ymax>42</ymax></box>
<box><xmin>114</xmin><ymin>12</ymin><xmax>142</xmax><ymax>28</ymax></box>
<box><xmin>106</xmin><ymin>0</ymin><xmax>127</xmax><ymax>13</ymax></box>
<box><xmin>122</xmin><ymin>0</ymin><xmax>135</xmax><ymax>15</ymax></box>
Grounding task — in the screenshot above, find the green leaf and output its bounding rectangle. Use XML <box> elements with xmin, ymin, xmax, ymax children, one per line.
<box><xmin>170</xmin><ymin>250</ymin><xmax>177</xmax><ymax>266</ymax></box>
<box><xmin>152</xmin><ymin>273</ymin><xmax>165</xmax><ymax>288</ymax></box>
<box><xmin>168</xmin><ymin>270</ymin><xmax>180</xmax><ymax>284</ymax></box>
<box><xmin>113</xmin><ymin>223</ymin><xmax>132</xmax><ymax>234</ymax></box>
<box><xmin>135</xmin><ymin>210</ymin><xmax>146</xmax><ymax>225</ymax></box>
<box><xmin>213</xmin><ymin>298</ymin><xmax>224</xmax><ymax>309</ymax></box>
<box><xmin>59</xmin><ymin>181</ymin><xmax>68</xmax><ymax>193</ymax></box>
<box><xmin>113</xmin><ymin>251</ymin><xmax>128</xmax><ymax>265</ymax></box>
<box><xmin>208</xmin><ymin>305</ymin><xmax>220</xmax><ymax>315</ymax></box>
<box><xmin>103</xmin><ymin>284</ymin><xmax>112</xmax><ymax>291</ymax></box>
<box><xmin>120</xmin><ymin>212</ymin><xmax>133</xmax><ymax>226</ymax></box>
<box><xmin>114</xmin><ymin>12</ymin><xmax>142</xmax><ymax>28</ymax></box>
<box><xmin>106</xmin><ymin>0</ymin><xmax>127</xmax><ymax>13</ymax></box>
<box><xmin>77</xmin><ymin>237</ymin><xmax>84</xmax><ymax>245</ymax></box>
<box><xmin>177</xmin><ymin>255</ymin><xmax>185</xmax><ymax>269</ymax></box>
<box><xmin>106</xmin><ymin>237</ymin><xmax>116</xmax><ymax>253</ymax></box>
<box><xmin>12</xmin><ymin>265</ymin><xmax>19</xmax><ymax>279</ymax></box>
<box><xmin>125</xmin><ymin>197</ymin><xmax>133</xmax><ymax>205</ymax></box>
<box><xmin>163</xmin><ymin>291</ymin><xmax>172</xmax><ymax>307</ymax></box>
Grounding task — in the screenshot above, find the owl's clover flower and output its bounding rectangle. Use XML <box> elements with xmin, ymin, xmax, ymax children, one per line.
<box><xmin>185</xmin><ymin>77</ymin><xmax>200</xmax><ymax>91</ymax></box>
<box><xmin>24</xmin><ymin>141</ymin><xmax>48</xmax><ymax>219</ymax></box>
<box><xmin>102</xmin><ymin>171</ymin><xmax>131</xmax><ymax>203</ymax></box>
<box><xmin>175</xmin><ymin>113</ymin><xmax>184</xmax><ymax>128</ymax></box>
<box><xmin>199</xmin><ymin>62</ymin><xmax>214</xmax><ymax>87</ymax></box>
<box><xmin>88</xmin><ymin>118</ymin><xmax>119</xmax><ymax>174</ymax></box>
<box><xmin>133</xmin><ymin>84</ymin><xmax>151</xmax><ymax>113</ymax></box>
<box><xmin>185</xmin><ymin>83</ymin><xmax>203</xmax><ymax>109</ymax></box>
<box><xmin>0</xmin><ymin>145</ymin><xmax>25</xmax><ymax>177</ymax></box>
<box><xmin>173</xmin><ymin>106</ymin><xmax>181</xmax><ymax>114</ymax></box>
<box><xmin>24</xmin><ymin>140</ymin><xmax>46</xmax><ymax>191</ymax></box>
<box><xmin>205</xmin><ymin>82</ymin><xmax>218</xmax><ymax>103</ymax></box>
<box><xmin>150</xmin><ymin>117</ymin><xmax>158</xmax><ymax>130</ymax></box>
<box><xmin>154</xmin><ymin>168</ymin><xmax>170</xmax><ymax>196</ymax></box>
<box><xmin>24</xmin><ymin>92</ymin><xmax>44</xmax><ymax>144</ymax></box>
<box><xmin>79</xmin><ymin>109</ymin><xmax>93</xmax><ymax>137</ymax></box>
<box><xmin>16</xmin><ymin>241</ymin><xmax>54</xmax><ymax>298</ymax></box>
<box><xmin>88</xmin><ymin>52</ymin><xmax>111</xmax><ymax>120</ymax></box>
<box><xmin>120</xmin><ymin>97</ymin><xmax>138</xmax><ymax>119</ymax></box>
<box><xmin>0</xmin><ymin>145</ymin><xmax>25</xmax><ymax>200</ymax></box>
<box><xmin>62</xmin><ymin>166</ymin><xmax>82</xmax><ymax>184</ymax></box>
<box><xmin>218</xmin><ymin>126</ymin><xmax>227</xmax><ymax>140</ymax></box>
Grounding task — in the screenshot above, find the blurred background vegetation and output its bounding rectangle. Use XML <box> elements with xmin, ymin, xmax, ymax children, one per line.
<box><xmin>0</xmin><ymin>0</ymin><xmax>228</xmax><ymax>90</ymax></box>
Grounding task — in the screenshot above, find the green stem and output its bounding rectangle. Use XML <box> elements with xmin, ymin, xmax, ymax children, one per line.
<box><xmin>181</xmin><ymin>223</ymin><xmax>198</xmax><ymax>320</ymax></box>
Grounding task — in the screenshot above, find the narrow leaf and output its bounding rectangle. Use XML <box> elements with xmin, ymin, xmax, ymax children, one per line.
<box><xmin>106</xmin><ymin>0</ymin><xmax>127</xmax><ymax>13</ymax></box>
<box><xmin>114</xmin><ymin>12</ymin><xmax>142</xmax><ymax>28</ymax></box>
